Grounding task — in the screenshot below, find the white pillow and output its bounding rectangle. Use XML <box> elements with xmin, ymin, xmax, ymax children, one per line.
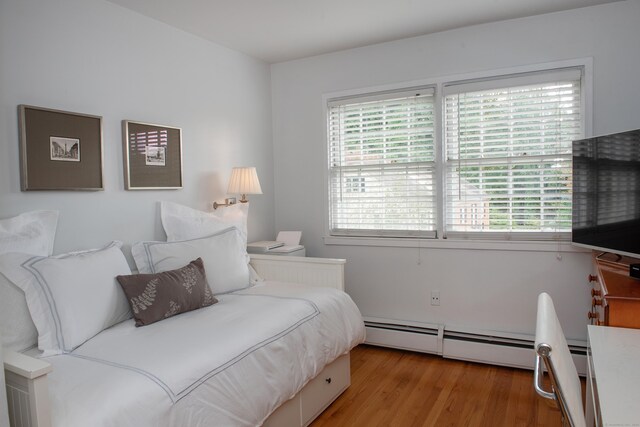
<box><xmin>0</xmin><ymin>210</ymin><xmax>58</xmax><ymax>256</ymax></box>
<box><xmin>132</xmin><ymin>227</ymin><xmax>250</xmax><ymax>295</ymax></box>
<box><xmin>160</xmin><ymin>201</ymin><xmax>249</xmax><ymax>245</ymax></box>
<box><xmin>0</xmin><ymin>242</ymin><xmax>132</xmax><ymax>355</ymax></box>
<box><xmin>0</xmin><ymin>275</ymin><xmax>38</xmax><ymax>351</ymax></box>
<box><xmin>0</xmin><ymin>210</ymin><xmax>58</xmax><ymax>351</ymax></box>
<box><xmin>160</xmin><ymin>201</ymin><xmax>262</xmax><ymax>284</ymax></box>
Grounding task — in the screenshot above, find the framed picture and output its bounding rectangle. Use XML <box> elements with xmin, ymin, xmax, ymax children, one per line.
<box><xmin>18</xmin><ymin>105</ymin><xmax>104</xmax><ymax>191</ymax></box>
<box><xmin>122</xmin><ymin>120</ymin><xmax>183</xmax><ymax>190</ymax></box>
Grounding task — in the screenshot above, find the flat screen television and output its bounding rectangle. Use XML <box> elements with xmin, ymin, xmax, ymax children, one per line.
<box><xmin>572</xmin><ymin>128</ymin><xmax>640</xmax><ymax>257</ymax></box>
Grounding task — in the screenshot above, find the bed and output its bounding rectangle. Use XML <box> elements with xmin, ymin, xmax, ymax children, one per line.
<box><xmin>4</xmin><ymin>254</ymin><xmax>365</xmax><ymax>427</ymax></box>
<box><xmin>0</xmin><ymin>207</ymin><xmax>366</xmax><ymax>427</ymax></box>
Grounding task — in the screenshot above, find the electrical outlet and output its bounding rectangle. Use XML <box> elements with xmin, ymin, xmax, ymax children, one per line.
<box><xmin>431</xmin><ymin>290</ymin><xmax>440</xmax><ymax>306</ymax></box>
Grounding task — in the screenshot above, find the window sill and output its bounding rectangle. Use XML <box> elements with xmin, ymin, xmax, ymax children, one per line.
<box><xmin>323</xmin><ymin>235</ymin><xmax>590</xmax><ymax>253</ymax></box>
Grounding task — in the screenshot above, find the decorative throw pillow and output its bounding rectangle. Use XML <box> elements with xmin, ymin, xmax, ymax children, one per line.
<box><xmin>117</xmin><ymin>258</ymin><xmax>217</xmax><ymax>326</ymax></box>
<box><xmin>131</xmin><ymin>227</ymin><xmax>250</xmax><ymax>295</ymax></box>
<box><xmin>0</xmin><ymin>242</ymin><xmax>132</xmax><ymax>355</ymax></box>
<box><xmin>0</xmin><ymin>210</ymin><xmax>59</xmax><ymax>352</ymax></box>
<box><xmin>160</xmin><ymin>201</ymin><xmax>249</xmax><ymax>245</ymax></box>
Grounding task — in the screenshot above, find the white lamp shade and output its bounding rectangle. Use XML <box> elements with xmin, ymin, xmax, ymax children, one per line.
<box><xmin>227</xmin><ymin>167</ymin><xmax>263</xmax><ymax>196</ymax></box>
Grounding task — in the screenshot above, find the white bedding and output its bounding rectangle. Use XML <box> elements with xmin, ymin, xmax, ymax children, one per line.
<box><xmin>41</xmin><ymin>281</ymin><xmax>365</xmax><ymax>427</ymax></box>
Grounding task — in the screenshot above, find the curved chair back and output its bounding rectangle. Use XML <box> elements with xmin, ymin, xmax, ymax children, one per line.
<box><xmin>534</xmin><ymin>292</ymin><xmax>585</xmax><ymax>427</ymax></box>
<box><xmin>0</xmin><ymin>341</ymin><xmax>9</xmax><ymax>427</ymax></box>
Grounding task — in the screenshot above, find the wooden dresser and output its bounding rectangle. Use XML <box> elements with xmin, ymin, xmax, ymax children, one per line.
<box><xmin>588</xmin><ymin>253</ymin><xmax>640</xmax><ymax>328</ymax></box>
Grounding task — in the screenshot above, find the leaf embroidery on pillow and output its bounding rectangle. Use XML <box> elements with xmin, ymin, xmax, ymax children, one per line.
<box><xmin>180</xmin><ymin>264</ymin><xmax>198</xmax><ymax>294</ymax></box>
<box><xmin>164</xmin><ymin>300</ymin><xmax>180</xmax><ymax>318</ymax></box>
<box><xmin>130</xmin><ymin>278</ymin><xmax>158</xmax><ymax>314</ymax></box>
<box><xmin>203</xmin><ymin>284</ymin><xmax>214</xmax><ymax>306</ymax></box>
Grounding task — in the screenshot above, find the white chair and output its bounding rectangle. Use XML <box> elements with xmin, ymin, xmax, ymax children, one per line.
<box><xmin>0</xmin><ymin>334</ymin><xmax>10</xmax><ymax>427</ymax></box>
<box><xmin>534</xmin><ymin>292</ymin><xmax>586</xmax><ymax>427</ymax></box>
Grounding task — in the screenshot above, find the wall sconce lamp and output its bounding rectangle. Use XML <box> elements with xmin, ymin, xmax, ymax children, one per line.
<box><xmin>213</xmin><ymin>166</ymin><xmax>262</xmax><ymax>209</ymax></box>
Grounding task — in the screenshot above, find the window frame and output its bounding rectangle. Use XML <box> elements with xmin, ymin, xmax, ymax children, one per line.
<box><xmin>322</xmin><ymin>58</ymin><xmax>593</xmax><ymax>250</ymax></box>
<box><xmin>442</xmin><ymin>68</ymin><xmax>583</xmax><ymax>241</ymax></box>
<box><xmin>327</xmin><ymin>86</ymin><xmax>438</xmax><ymax>238</ymax></box>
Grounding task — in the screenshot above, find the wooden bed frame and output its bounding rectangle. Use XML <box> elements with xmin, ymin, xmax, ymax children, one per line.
<box><xmin>3</xmin><ymin>255</ymin><xmax>349</xmax><ymax>427</ymax></box>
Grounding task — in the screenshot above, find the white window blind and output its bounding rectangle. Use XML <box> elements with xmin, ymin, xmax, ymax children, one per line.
<box><xmin>444</xmin><ymin>69</ymin><xmax>583</xmax><ymax>240</ymax></box>
<box><xmin>328</xmin><ymin>88</ymin><xmax>436</xmax><ymax>237</ymax></box>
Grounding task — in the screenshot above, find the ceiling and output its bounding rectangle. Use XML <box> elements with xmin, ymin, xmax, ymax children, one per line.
<box><xmin>107</xmin><ymin>0</ymin><xmax>620</xmax><ymax>63</ymax></box>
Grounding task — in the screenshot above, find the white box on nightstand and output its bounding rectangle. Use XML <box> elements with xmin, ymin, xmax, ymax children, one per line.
<box><xmin>267</xmin><ymin>245</ymin><xmax>305</xmax><ymax>257</ymax></box>
<box><xmin>247</xmin><ymin>243</ymin><xmax>306</xmax><ymax>257</ymax></box>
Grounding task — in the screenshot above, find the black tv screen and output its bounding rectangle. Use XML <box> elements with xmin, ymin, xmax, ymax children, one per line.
<box><xmin>572</xmin><ymin>129</ymin><xmax>640</xmax><ymax>257</ymax></box>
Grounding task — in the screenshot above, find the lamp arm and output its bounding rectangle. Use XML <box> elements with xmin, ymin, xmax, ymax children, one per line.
<box><xmin>213</xmin><ymin>197</ymin><xmax>237</xmax><ymax>210</ymax></box>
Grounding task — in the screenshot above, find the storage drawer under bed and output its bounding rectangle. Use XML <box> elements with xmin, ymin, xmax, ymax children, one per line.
<box><xmin>264</xmin><ymin>353</ymin><xmax>350</xmax><ymax>427</ymax></box>
<box><xmin>300</xmin><ymin>354</ymin><xmax>350</xmax><ymax>423</ymax></box>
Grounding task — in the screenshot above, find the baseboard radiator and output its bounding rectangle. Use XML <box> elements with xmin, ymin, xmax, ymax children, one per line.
<box><xmin>364</xmin><ymin>319</ymin><xmax>587</xmax><ymax>376</ymax></box>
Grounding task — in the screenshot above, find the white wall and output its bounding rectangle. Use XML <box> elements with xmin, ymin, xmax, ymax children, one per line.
<box><xmin>0</xmin><ymin>0</ymin><xmax>275</xmax><ymax>262</ymax></box>
<box><xmin>271</xmin><ymin>0</ymin><xmax>640</xmax><ymax>342</ymax></box>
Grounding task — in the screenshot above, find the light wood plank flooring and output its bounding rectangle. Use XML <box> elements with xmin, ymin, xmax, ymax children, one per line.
<box><xmin>312</xmin><ymin>345</ymin><xmax>564</xmax><ymax>427</ymax></box>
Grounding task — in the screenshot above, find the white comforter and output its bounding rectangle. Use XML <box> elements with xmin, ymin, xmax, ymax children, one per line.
<box><xmin>41</xmin><ymin>281</ymin><xmax>365</xmax><ymax>427</ymax></box>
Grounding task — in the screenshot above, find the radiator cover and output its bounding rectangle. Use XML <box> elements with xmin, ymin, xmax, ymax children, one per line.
<box><xmin>364</xmin><ymin>318</ymin><xmax>587</xmax><ymax>375</ymax></box>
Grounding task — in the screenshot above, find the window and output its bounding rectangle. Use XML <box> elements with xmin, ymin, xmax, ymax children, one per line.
<box><xmin>328</xmin><ymin>88</ymin><xmax>436</xmax><ymax>237</ymax></box>
<box><xmin>444</xmin><ymin>69</ymin><xmax>583</xmax><ymax>240</ymax></box>
<box><xmin>326</xmin><ymin>66</ymin><xmax>584</xmax><ymax>242</ymax></box>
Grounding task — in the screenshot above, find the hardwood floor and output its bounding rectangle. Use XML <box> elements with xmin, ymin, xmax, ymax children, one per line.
<box><xmin>312</xmin><ymin>345</ymin><xmax>564</xmax><ymax>427</ymax></box>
